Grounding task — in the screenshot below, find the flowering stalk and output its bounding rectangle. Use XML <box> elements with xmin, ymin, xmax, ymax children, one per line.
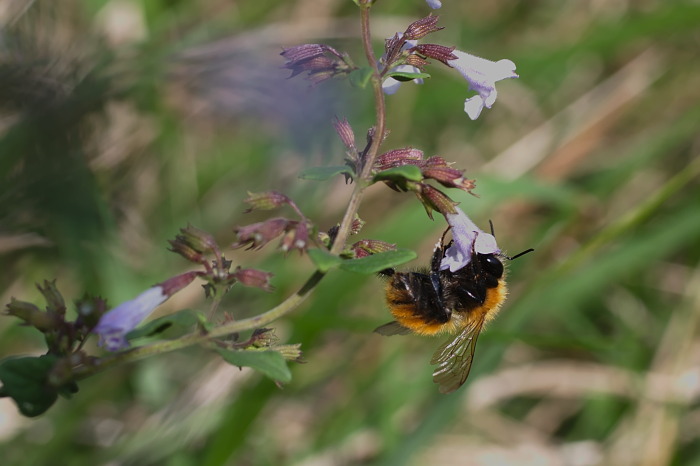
<box><xmin>330</xmin><ymin>5</ymin><xmax>387</xmax><ymax>255</ymax></box>
<box><xmin>61</xmin><ymin>2</ymin><xmax>389</xmax><ymax>384</ymax></box>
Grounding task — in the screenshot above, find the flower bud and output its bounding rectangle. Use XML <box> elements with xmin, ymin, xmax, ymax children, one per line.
<box><xmin>281</xmin><ymin>44</ymin><xmax>354</xmax><ymax>84</ymax></box>
<box><xmin>374</xmin><ymin>147</ymin><xmax>424</xmax><ymax>171</ymax></box>
<box><xmin>421</xmin><ymin>165</ymin><xmax>476</xmax><ymax>194</ymax></box>
<box><xmin>232</xmin><ymin>267</ymin><xmax>274</xmax><ymax>292</ymax></box>
<box><xmin>404</xmin><ymin>16</ymin><xmax>443</xmax><ymax>40</ymax></box>
<box><xmin>351</xmin><ymin>239</ymin><xmax>397</xmax><ymax>257</ymax></box>
<box><xmin>232</xmin><ymin>218</ymin><xmax>290</xmax><ymax>250</ymax></box>
<box><xmin>5</xmin><ymin>298</ymin><xmax>61</xmax><ymax>331</ymax></box>
<box><xmin>333</xmin><ymin>116</ymin><xmax>356</xmax><ymax>151</ymax></box>
<box><xmin>280</xmin><ymin>220</ymin><xmax>310</xmax><ymax>253</ymax></box>
<box><xmin>350</xmin><ymin>215</ymin><xmax>365</xmax><ymax>235</ymax></box>
<box><xmin>415</xmin><ymin>183</ymin><xmax>458</xmax><ymax>218</ymax></box>
<box><xmin>37</xmin><ymin>280</ymin><xmax>66</xmax><ymax>318</ymax></box>
<box><xmin>412</xmin><ymin>44</ymin><xmax>457</xmax><ymax>66</ymax></box>
<box><xmin>243</xmin><ymin>191</ymin><xmax>290</xmax><ymax>213</ymax></box>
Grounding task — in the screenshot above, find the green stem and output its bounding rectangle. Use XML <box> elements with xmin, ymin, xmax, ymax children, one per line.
<box><xmin>73</xmin><ymin>271</ymin><xmax>325</xmax><ymax>381</ymax></box>
<box><xmin>71</xmin><ymin>4</ymin><xmax>387</xmax><ymax>383</ymax></box>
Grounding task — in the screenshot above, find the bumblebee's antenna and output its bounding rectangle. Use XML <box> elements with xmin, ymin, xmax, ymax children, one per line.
<box><xmin>505</xmin><ymin>248</ymin><xmax>534</xmax><ymax>261</ymax></box>
<box><xmin>489</xmin><ymin>219</ymin><xmax>496</xmax><ymax>237</ymax></box>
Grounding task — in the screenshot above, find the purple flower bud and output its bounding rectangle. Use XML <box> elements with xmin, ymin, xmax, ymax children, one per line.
<box><xmin>421</xmin><ymin>165</ymin><xmax>476</xmax><ymax>194</ymax></box>
<box><xmin>374</xmin><ymin>147</ymin><xmax>424</xmax><ymax>171</ymax></box>
<box><xmin>440</xmin><ymin>207</ymin><xmax>500</xmax><ymax>272</ymax></box>
<box><xmin>333</xmin><ymin>116</ymin><xmax>356</xmax><ymax>151</ymax></box>
<box><xmin>415</xmin><ymin>183</ymin><xmax>458</xmax><ymax>219</ymax></box>
<box><xmin>448</xmin><ymin>50</ymin><xmax>518</xmax><ymax>120</ymax></box>
<box><xmin>281</xmin><ymin>44</ymin><xmax>353</xmax><ymax>84</ymax></box>
<box><xmin>232</xmin><ymin>218</ymin><xmax>290</xmax><ymax>250</ymax></box>
<box><xmin>426</xmin><ymin>0</ymin><xmax>442</xmax><ymax>9</ymax></box>
<box><xmin>280</xmin><ymin>221</ymin><xmax>310</xmax><ymax>253</ymax></box>
<box><xmin>351</xmin><ymin>239</ymin><xmax>397</xmax><ymax>257</ymax></box>
<box><xmin>412</xmin><ymin>44</ymin><xmax>457</xmax><ymax>66</ymax></box>
<box><xmin>404</xmin><ymin>16</ymin><xmax>443</xmax><ymax>40</ymax></box>
<box><xmin>232</xmin><ymin>267</ymin><xmax>274</xmax><ymax>292</ymax></box>
<box><xmin>94</xmin><ymin>272</ymin><xmax>198</xmax><ymax>352</ymax></box>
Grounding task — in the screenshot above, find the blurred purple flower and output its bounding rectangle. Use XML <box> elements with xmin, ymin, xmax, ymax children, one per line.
<box><xmin>440</xmin><ymin>207</ymin><xmax>500</xmax><ymax>272</ymax></box>
<box><xmin>448</xmin><ymin>50</ymin><xmax>518</xmax><ymax>120</ymax></box>
<box><xmin>426</xmin><ymin>0</ymin><xmax>442</xmax><ymax>8</ymax></box>
<box><xmin>94</xmin><ymin>272</ymin><xmax>197</xmax><ymax>351</ymax></box>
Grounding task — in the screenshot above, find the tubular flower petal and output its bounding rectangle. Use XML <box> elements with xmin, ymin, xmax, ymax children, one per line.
<box><xmin>94</xmin><ymin>272</ymin><xmax>197</xmax><ymax>351</ymax></box>
<box><xmin>426</xmin><ymin>0</ymin><xmax>442</xmax><ymax>9</ymax></box>
<box><xmin>448</xmin><ymin>50</ymin><xmax>518</xmax><ymax>120</ymax></box>
<box><xmin>440</xmin><ymin>207</ymin><xmax>500</xmax><ymax>272</ymax></box>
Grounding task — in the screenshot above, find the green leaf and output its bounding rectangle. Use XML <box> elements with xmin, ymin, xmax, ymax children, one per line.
<box><xmin>0</xmin><ymin>355</ymin><xmax>59</xmax><ymax>417</ymax></box>
<box><xmin>216</xmin><ymin>348</ymin><xmax>291</xmax><ymax>383</ymax></box>
<box><xmin>384</xmin><ymin>71</ymin><xmax>431</xmax><ymax>82</ymax></box>
<box><xmin>307</xmin><ymin>248</ymin><xmax>343</xmax><ymax>272</ymax></box>
<box><xmin>298</xmin><ymin>165</ymin><xmax>354</xmax><ymax>181</ymax></box>
<box><xmin>126</xmin><ymin>309</ymin><xmax>201</xmax><ymax>341</ymax></box>
<box><xmin>348</xmin><ymin>67</ymin><xmax>374</xmax><ymax>88</ymax></box>
<box><xmin>340</xmin><ymin>249</ymin><xmax>417</xmax><ymax>274</ymax></box>
<box><xmin>373</xmin><ymin>165</ymin><xmax>423</xmax><ymax>183</ymax></box>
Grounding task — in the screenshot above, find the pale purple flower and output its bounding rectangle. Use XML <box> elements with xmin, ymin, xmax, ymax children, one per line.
<box><xmin>94</xmin><ymin>272</ymin><xmax>197</xmax><ymax>351</ymax></box>
<box><xmin>448</xmin><ymin>50</ymin><xmax>518</xmax><ymax>120</ymax></box>
<box><xmin>426</xmin><ymin>0</ymin><xmax>442</xmax><ymax>8</ymax></box>
<box><xmin>440</xmin><ymin>207</ymin><xmax>500</xmax><ymax>272</ymax></box>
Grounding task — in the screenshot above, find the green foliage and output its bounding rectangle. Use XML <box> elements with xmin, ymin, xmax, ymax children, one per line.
<box><xmin>0</xmin><ymin>355</ymin><xmax>67</xmax><ymax>417</ymax></box>
<box><xmin>215</xmin><ymin>348</ymin><xmax>291</xmax><ymax>384</ymax></box>
<box><xmin>338</xmin><ymin>248</ymin><xmax>417</xmax><ymax>274</ymax></box>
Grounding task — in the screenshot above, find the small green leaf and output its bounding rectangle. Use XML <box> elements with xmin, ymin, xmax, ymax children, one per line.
<box><xmin>340</xmin><ymin>249</ymin><xmax>417</xmax><ymax>274</ymax></box>
<box><xmin>307</xmin><ymin>248</ymin><xmax>343</xmax><ymax>272</ymax></box>
<box><xmin>299</xmin><ymin>166</ymin><xmax>354</xmax><ymax>181</ymax></box>
<box><xmin>373</xmin><ymin>165</ymin><xmax>423</xmax><ymax>183</ymax></box>
<box><xmin>384</xmin><ymin>71</ymin><xmax>431</xmax><ymax>82</ymax></box>
<box><xmin>0</xmin><ymin>355</ymin><xmax>59</xmax><ymax>417</ymax></box>
<box><xmin>349</xmin><ymin>67</ymin><xmax>374</xmax><ymax>88</ymax></box>
<box><xmin>126</xmin><ymin>309</ymin><xmax>200</xmax><ymax>341</ymax></box>
<box><xmin>216</xmin><ymin>348</ymin><xmax>291</xmax><ymax>383</ymax></box>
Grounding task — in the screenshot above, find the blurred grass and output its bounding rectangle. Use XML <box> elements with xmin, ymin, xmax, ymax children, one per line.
<box><xmin>1</xmin><ymin>0</ymin><xmax>700</xmax><ymax>465</ymax></box>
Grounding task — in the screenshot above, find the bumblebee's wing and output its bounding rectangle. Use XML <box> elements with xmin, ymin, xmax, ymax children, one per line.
<box><xmin>374</xmin><ymin>321</ymin><xmax>412</xmax><ymax>336</ymax></box>
<box><xmin>430</xmin><ymin>316</ymin><xmax>486</xmax><ymax>394</ymax></box>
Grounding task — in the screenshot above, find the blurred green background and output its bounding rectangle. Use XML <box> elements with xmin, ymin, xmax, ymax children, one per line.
<box><xmin>1</xmin><ymin>0</ymin><xmax>699</xmax><ymax>465</ymax></box>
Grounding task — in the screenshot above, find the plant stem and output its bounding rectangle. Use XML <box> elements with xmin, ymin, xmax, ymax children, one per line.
<box><xmin>71</xmin><ymin>5</ymin><xmax>387</xmax><ymax>382</ymax></box>
<box><xmin>330</xmin><ymin>5</ymin><xmax>386</xmax><ymax>255</ymax></box>
<box><xmin>73</xmin><ymin>271</ymin><xmax>325</xmax><ymax>381</ymax></box>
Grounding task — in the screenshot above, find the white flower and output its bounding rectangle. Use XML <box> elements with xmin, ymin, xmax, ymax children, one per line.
<box><xmin>440</xmin><ymin>207</ymin><xmax>500</xmax><ymax>272</ymax></box>
<box><xmin>426</xmin><ymin>0</ymin><xmax>442</xmax><ymax>8</ymax></box>
<box><xmin>448</xmin><ymin>50</ymin><xmax>518</xmax><ymax>120</ymax></box>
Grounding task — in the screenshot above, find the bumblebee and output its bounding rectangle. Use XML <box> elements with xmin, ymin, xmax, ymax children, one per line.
<box><xmin>375</xmin><ymin>227</ymin><xmax>533</xmax><ymax>394</ymax></box>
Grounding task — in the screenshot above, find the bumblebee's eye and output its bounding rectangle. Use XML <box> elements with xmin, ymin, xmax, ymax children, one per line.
<box><xmin>480</xmin><ymin>254</ymin><xmax>504</xmax><ymax>278</ymax></box>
